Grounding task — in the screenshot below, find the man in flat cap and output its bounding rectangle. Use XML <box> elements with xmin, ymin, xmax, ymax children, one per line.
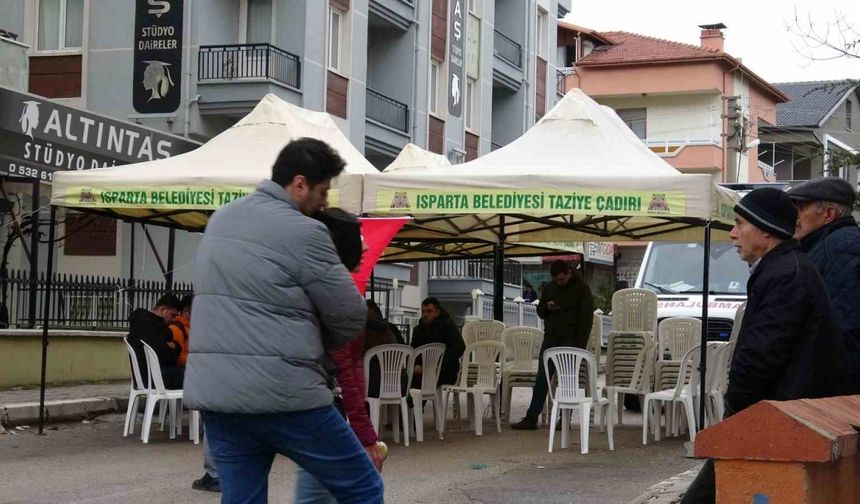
<box><xmin>789</xmin><ymin>177</ymin><xmax>860</xmax><ymax>392</ymax></box>
<box><xmin>681</xmin><ymin>187</ymin><xmax>848</xmax><ymax>504</ymax></box>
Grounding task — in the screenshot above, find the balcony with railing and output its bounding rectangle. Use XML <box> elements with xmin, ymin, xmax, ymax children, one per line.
<box><xmin>196</xmin><ymin>43</ymin><xmax>302</xmax><ymax>115</ymax></box>
<box><xmin>429</xmin><ymin>258</ymin><xmax>522</xmax><ymax>286</ymax></box>
<box><xmin>493</xmin><ymin>30</ymin><xmax>522</xmax><ymax>68</ymax></box>
<box><xmin>556</xmin><ymin>67</ymin><xmax>574</xmax><ymax>96</ymax></box>
<box><xmin>366</xmin><ymin>89</ymin><xmax>410</xmax><ymax>133</ymax></box>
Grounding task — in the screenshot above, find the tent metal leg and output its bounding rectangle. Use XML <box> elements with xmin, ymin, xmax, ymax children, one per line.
<box><xmin>141</xmin><ymin>224</ymin><xmax>168</xmax><ymax>279</ymax></box>
<box><xmin>493</xmin><ymin>216</ymin><xmax>506</xmax><ymax>322</ymax></box>
<box><xmin>128</xmin><ymin>223</ymin><xmax>135</xmax><ymax>317</ymax></box>
<box><xmin>166</xmin><ymin>228</ymin><xmax>175</xmax><ymax>291</ymax></box>
<box><xmin>38</xmin><ymin>205</ymin><xmax>57</xmax><ymax>435</ymax></box>
<box><xmin>699</xmin><ymin>221</ymin><xmax>712</xmax><ymax>430</ymax></box>
<box><xmin>27</xmin><ymin>180</ymin><xmax>40</xmax><ymax>328</ymax></box>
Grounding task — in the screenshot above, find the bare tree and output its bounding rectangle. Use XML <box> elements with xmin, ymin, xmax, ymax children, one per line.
<box><xmin>788</xmin><ymin>8</ymin><xmax>860</xmax><ymax>62</ymax></box>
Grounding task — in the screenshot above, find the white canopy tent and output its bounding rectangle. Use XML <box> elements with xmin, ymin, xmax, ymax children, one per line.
<box><xmin>50</xmin><ymin>93</ymin><xmax>377</xmax><ymax>228</ymax></box>
<box><xmin>363</xmin><ymin>89</ymin><xmax>738</xmax><ymax>260</ymax></box>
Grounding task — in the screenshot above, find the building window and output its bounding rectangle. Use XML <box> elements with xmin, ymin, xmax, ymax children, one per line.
<box><xmin>430</xmin><ymin>60</ymin><xmax>440</xmax><ymax>115</ymax></box>
<box><xmin>617</xmin><ymin>108</ymin><xmax>647</xmax><ymax>139</ymax></box>
<box><xmin>37</xmin><ymin>0</ymin><xmax>84</xmax><ymax>51</ymax></box>
<box><xmin>467</xmin><ymin>0</ymin><xmax>481</xmax><ymax>17</ymax></box>
<box><xmin>848</xmin><ymin>99</ymin><xmax>853</xmax><ymax>131</ymax></box>
<box><xmin>240</xmin><ymin>0</ymin><xmax>274</xmax><ymax>44</ymax></box>
<box><xmin>536</xmin><ymin>8</ymin><xmax>548</xmax><ymax>59</ymax></box>
<box><xmin>328</xmin><ymin>7</ymin><xmax>343</xmax><ymax>72</ymax></box>
<box><xmin>466</xmin><ymin>78</ymin><xmax>478</xmax><ymax>131</ymax></box>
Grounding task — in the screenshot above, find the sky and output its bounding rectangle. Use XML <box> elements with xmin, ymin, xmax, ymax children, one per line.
<box><xmin>566</xmin><ymin>0</ymin><xmax>860</xmax><ymax>83</ymax></box>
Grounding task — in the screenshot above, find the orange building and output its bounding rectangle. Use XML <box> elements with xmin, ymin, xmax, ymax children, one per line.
<box><xmin>557</xmin><ymin>22</ymin><xmax>789</xmax><ymax>184</ymax></box>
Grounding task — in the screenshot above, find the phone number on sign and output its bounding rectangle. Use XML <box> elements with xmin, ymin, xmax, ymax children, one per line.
<box><xmin>6</xmin><ymin>162</ymin><xmax>54</xmax><ymax>182</ymax></box>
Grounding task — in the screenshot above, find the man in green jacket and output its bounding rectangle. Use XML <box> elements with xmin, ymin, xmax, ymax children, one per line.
<box><xmin>511</xmin><ymin>260</ymin><xmax>594</xmax><ymax>430</ymax></box>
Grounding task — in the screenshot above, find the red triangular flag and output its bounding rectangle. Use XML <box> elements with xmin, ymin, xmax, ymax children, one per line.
<box><xmin>351</xmin><ymin>218</ymin><xmax>408</xmax><ymax>294</ymax></box>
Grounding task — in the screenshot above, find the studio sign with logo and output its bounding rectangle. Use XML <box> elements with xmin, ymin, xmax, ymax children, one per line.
<box><xmin>0</xmin><ymin>86</ymin><xmax>198</xmax><ymax>183</ymax></box>
<box><xmin>133</xmin><ymin>0</ymin><xmax>183</xmax><ymax>114</ymax></box>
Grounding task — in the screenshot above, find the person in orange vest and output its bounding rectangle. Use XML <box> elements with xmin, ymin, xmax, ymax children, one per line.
<box><xmin>168</xmin><ymin>295</ymin><xmax>192</xmax><ymax>367</ymax></box>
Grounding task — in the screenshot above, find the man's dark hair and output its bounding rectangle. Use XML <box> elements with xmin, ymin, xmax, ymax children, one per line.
<box><xmin>271</xmin><ymin>138</ymin><xmax>346</xmax><ymax>187</ymax></box>
<box><xmin>421</xmin><ymin>297</ymin><xmax>442</xmax><ymax>309</ymax></box>
<box><xmin>155</xmin><ymin>294</ymin><xmax>181</xmax><ymax>311</ymax></box>
<box><xmin>549</xmin><ymin>260</ymin><xmax>572</xmax><ymax>277</ymax></box>
<box><xmin>179</xmin><ymin>294</ymin><xmax>193</xmax><ymax>313</ymax></box>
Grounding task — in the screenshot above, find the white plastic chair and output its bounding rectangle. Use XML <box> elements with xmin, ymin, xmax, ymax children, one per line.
<box><xmin>707</xmin><ymin>341</ymin><xmax>733</xmax><ymax>425</ymax></box>
<box><xmin>364</xmin><ymin>344</ymin><xmax>413</xmax><ymax>446</ymax></box>
<box><xmin>610</xmin><ymin>288</ymin><xmax>658</xmax><ymax>339</ymax></box>
<box><xmin>122</xmin><ymin>337</ymin><xmax>150</xmax><ymax>437</ymax></box>
<box><xmin>729</xmin><ymin>302</ymin><xmax>746</xmax><ymax>344</ymax></box>
<box><xmin>501</xmin><ymin>326</ymin><xmax>543</xmax><ymax>421</ymax></box>
<box><xmin>655</xmin><ymin>317</ymin><xmax>701</xmax><ymax>392</ymax></box>
<box><xmin>462</xmin><ymin>319</ymin><xmax>506</xmax><ymax>346</ymax></box>
<box><xmin>409</xmin><ymin>343</ymin><xmax>446</xmax><ymax>442</ymax></box>
<box><xmin>140</xmin><ymin>342</ymin><xmax>184</xmax><ymax>444</ymax></box>
<box><xmin>642</xmin><ymin>344</ymin><xmax>702</xmax><ymax>445</ymax></box>
<box><xmin>441</xmin><ymin>341</ymin><xmax>505</xmax><ymax>436</ymax></box>
<box><xmin>605</xmin><ymin>340</ymin><xmax>657</xmax><ymax>427</ymax></box>
<box><xmin>544</xmin><ymin>347</ymin><xmax>612</xmax><ymax>454</ymax></box>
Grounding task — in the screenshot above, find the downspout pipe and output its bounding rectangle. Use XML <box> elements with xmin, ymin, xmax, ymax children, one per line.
<box><xmin>182</xmin><ymin>0</ymin><xmax>195</xmax><ymax>139</ymax></box>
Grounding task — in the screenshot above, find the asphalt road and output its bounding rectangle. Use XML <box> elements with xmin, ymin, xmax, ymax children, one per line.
<box><xmin>0</xmin><ymin>394</ymin><xmax>698</xmax><ymax>504</ymax></box>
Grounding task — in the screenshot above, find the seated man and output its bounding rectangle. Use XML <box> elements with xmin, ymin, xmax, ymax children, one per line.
<box><xmin>411</xmin><ymin>297</ymin><xmax>466</xmax><ymax>387</ymax></box>
<box><xmin>127</xmin><ymin>294</ymin><xmax>183</xmax><ymax>389</ymax></box>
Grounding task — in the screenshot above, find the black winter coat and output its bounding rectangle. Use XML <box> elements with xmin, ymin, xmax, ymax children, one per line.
<box><xmin>127</xmin><ymin>308</ymin><xmax>180</xmax><ymax>386</ymax></box>
<box><xmin>727</xmin><ymin>240</ymin><xmax>849</xmax><ymax>414</ymax></box>
<box><xmin>411</xmin><ymin>311</ymin><xmax>466</xmax><ymax>386</ymax></box>
<box><xmin>800</xmin><ymin>216</ymin><xmax>860</xmax><ymax>392</ymax></box>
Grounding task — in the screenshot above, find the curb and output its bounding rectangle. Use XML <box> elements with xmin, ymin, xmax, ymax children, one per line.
<box><xmin>1</xmin><ymin>396</ymin><xmax>129</xmax><ymax>428</ymax></box>
<box><xmin>628</xmin><ymin>467</ymin><xmax>701</xmax><ymax>504</ymax></box>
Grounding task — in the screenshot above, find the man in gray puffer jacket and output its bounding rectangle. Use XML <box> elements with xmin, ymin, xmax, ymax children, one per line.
<box><xmin>184</xmin><ymin>138</ymin><xmax>382</xmax><ymax>504</ymax></box>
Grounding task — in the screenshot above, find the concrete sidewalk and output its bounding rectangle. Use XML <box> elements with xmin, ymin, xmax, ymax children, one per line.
<box><xmin>0</xmin><ymin>381</ymin><xmax>129</xmax><ymax>427</ymax></box>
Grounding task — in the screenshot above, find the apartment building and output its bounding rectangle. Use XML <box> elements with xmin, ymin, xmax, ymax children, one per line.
<box><xmin>0</xmin><ymin>0</ymin><xmax>571</xmax><ymax>325</ymax></box>
<box><xmin>559</xmin><ymin>22</ymin><xmax>788</xmax><ymax>184</ymax></box>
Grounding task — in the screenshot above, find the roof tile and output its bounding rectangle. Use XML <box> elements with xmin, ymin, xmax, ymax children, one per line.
<box><xmin>773</xmin><ymin>80</ymin><xmax>857</xmax><ymax>128</ymax></box>
<box><xmin>577</xmin><ymin>31</ymin><xmax>721</xmax><ymax>65</ymax></box>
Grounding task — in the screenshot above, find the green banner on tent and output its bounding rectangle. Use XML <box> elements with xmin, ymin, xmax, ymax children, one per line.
<box><xmin>375</xmin><ymin>189</ymin><xmax>686</xmax><ymax>216</ymax></box>
<box><xmin>57</xmin><ymin>186</ymin><xmax>343</xmax><ymax>210</ymax></box>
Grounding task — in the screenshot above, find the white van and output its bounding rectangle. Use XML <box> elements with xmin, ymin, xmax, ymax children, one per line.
<box><xmin>634</xmin><ymin>241</ymin><xmax>748</xmax><ymax>341</ymax></box>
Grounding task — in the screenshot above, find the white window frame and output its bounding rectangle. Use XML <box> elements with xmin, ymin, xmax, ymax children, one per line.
<box><xmin>617</xmin><ymin>108</ymin><xmax>647</xmax><ymax>140</ymax></box>
<box><xmin>429</xmin><ymin>60</ymin><xmax>441</xmax><ymax>116</ymax></box>
<box><xmin>34</xmin><ymin>0</ymin><xmax>84</xmax><ymax>53</ymax></box>
<box><xmin>536</xmin><ymin>8</ymin><xmax>548</xmax><ymax>59</ymax></box>
<box><xmin>239</xmin><ymin>0</ymin><xmax>276</xmax><ymax>45</ymax></box>
<box><xmin>465</xmin><ymin>77</ymin><xmax>479</xmax><ymax>132</ymax></box>
<box><xmin>327</xmin><ymin>6</ymin><xmax>344</xmax><ymax>73</ymax></box>
<box><xmin>467</xmin><ymin>0</ymin><xmax>481</xmax><ymax>17</ymax></box>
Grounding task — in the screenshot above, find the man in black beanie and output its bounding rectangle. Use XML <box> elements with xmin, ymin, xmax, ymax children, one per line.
<box><xmin>681</xmin><ymin>187</ymin><xmax>848</xmax><ymax>504</ymax></box>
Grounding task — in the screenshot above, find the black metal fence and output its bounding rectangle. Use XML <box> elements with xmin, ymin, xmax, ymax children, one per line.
<box><xmin>366</xmin><ymin>88</ymin><xmax>410</xmax><ymax>133</ymax></box>
<box><xmin>0</xmin><ymin>270</ymin><xmax>192</xmax><ymax>330</ymax></box>
<box><xmin>198</xmin><ymin>44</ymin><xmax>301</xmax><ymax>89</ymax></box>
<box><xmin>428</xmin><ymin>258</ymin><xmax>523</xmax><ymax>286</ymax></box>
<box><xmin>493</xmin><ymin>30</ymin><xmax>522</xmax><ymax>68</ymax></box>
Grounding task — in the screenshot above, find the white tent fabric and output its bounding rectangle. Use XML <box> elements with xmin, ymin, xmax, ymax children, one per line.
<box><xmin>383</xmin><ymin>143</ymin><xmax>452</xmax><ymax>173</ymax></box>
<box><xmin>363</xmin><ymin>90</ymin><xmax>738</xmax><ymax>259</ymax></box>
<box><xmin>51</xmin><ymin>94</ymin><xmax>376</xmax><ymax>228</ymax></box>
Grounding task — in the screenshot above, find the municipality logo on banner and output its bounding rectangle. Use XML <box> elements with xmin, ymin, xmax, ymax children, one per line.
<box><xmin>19</xmin><ymin>101</ymin><xmax>40</xmax><ymax>139</ymax></box>
<box><xmin>390</xmin><ymin>192</ymin><xmax>411</xmax><ymax>210</ymax></box>
<box><xmin>648</xmin><ymin>194</ymin><xmax>670</xmax><ymax>213</ymax></box>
